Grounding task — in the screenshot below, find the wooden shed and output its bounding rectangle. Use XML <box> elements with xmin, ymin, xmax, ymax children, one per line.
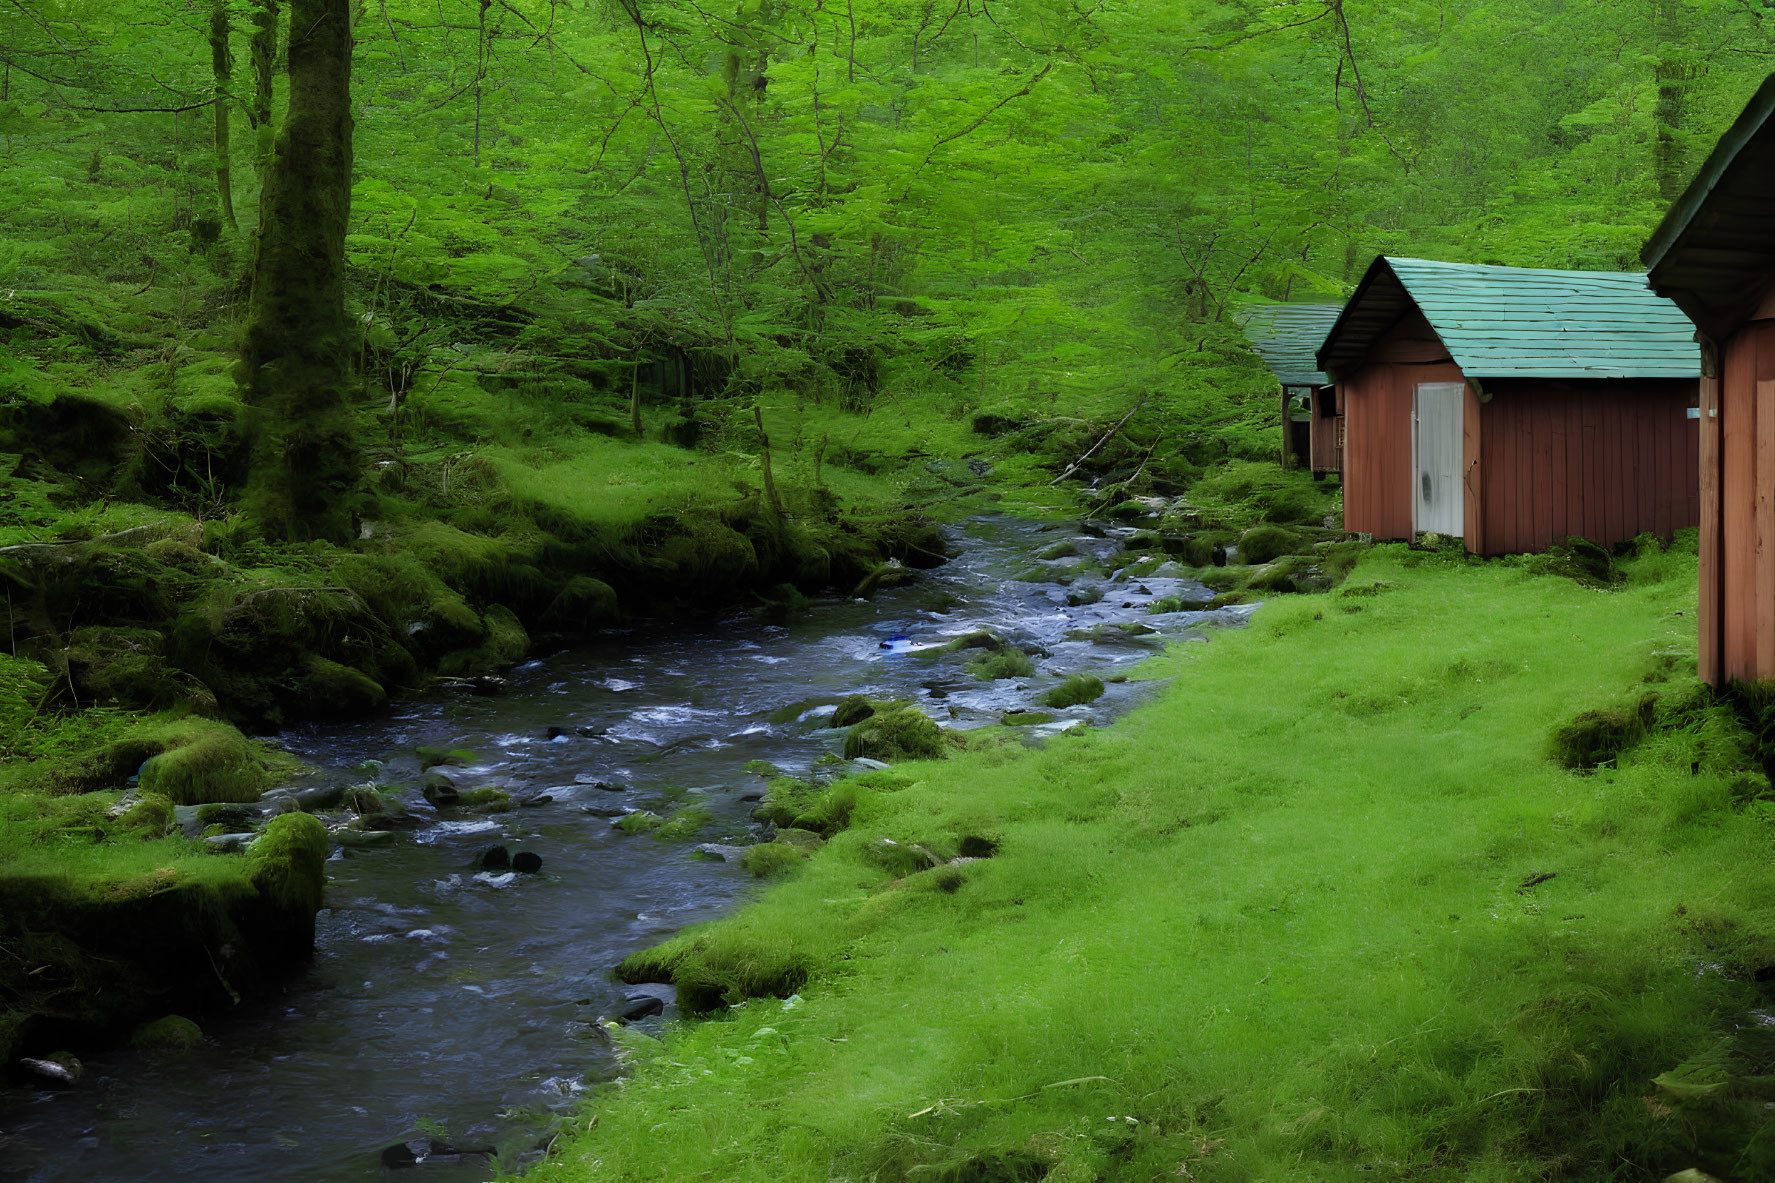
<box><xmin>1317</xmin><ymin>257</ymin><xmax>1701</xmax><ymax>555</ymax></box>
<box><xmin>1643</xmin><ymin>74</ymin><xmax>1775</xmax><ymax>684</ymax></box>
<box><xmin>1238</xmin><ymin>303</ymin><xmax>1345</xmax><ymax>478</ymax></box>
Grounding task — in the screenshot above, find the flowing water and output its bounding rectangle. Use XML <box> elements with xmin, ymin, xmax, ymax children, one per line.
<box><xmin>0</xmin><ymin>516</ymin><xmax>1250</xmax><ymax>1183</ymax></box>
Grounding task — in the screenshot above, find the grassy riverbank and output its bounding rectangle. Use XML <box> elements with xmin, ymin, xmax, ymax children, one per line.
<box><xmin>531</xmin><ymin>537</ymin><xmax>1775</xmax><ymax>1182</ymax></box>
<box><xmin>0</xmin><ymin>252</ymin><xmax>1282</xmax><ymax>1068</ymax></box>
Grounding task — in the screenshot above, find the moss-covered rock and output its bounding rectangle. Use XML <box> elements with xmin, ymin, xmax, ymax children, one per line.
<box><xmin>63</xmin><ymin>626</ymin><xmax>216</xmax><ymax>714</ymax></box>
<box><xmin>417</xmin><ymin>746</ymin><xmax>476</xmax><ymax>770</ymax></box>
<box><xmin>543</xmin><ymin>576</ymin><xmax>620</xmax><ymax>630</ymax></box>
<box><xmin>1000</xmin><ymin>711</ymin><xmax>1055</xmax><ymax>726</ymax></box>
<box><xmin>775</xmin><ymin>827</ymin><xmax>826</xmax><ymax>850</ymax></box>
<box><xmin>294</xmin><ymin>654</ymin><xmax>386</xmax><ymax>716</ymax></box>
<box><xmin>484</xmin><ymin>603</ymin><xmax>529</xmax><ymax>662</ymax></box>
<box><xmin>967</xmin><ymin>647</ymin><xmax>1035</xmax><ymax>681</ymax></box>
<box><xmin>1107</xmin><ymin>500</ymin><xmax>1152</xmax><ymax>521</ymax></box>
<box><xmin>755</xmin><ymin>779</ymin><xmax>858</xmax><ymax>836</ymax></box>
<box><xmin>247</xmin><ymin>812</ymin><xmax>328</xmax><ymax>939</ymax></box>
<box><xmin>831</xmin><ymin>695</ymin><xmax>875</xmax><ymax>728</ymax></box>
<box><xmin>853</xmin><ymin>559</ymin><xmax>917</xmax><ymax>599</ymax></box>
<box><xmin>438</xmin><ymin>604</ymin><xmax>528</xmax><ymax>676</ymax></box>
<box><xmin>615</xmin><ymin>810</ymin><xmax>664</xmax><ymax>834</ymax></box>
<box><xmin>741</xmin><ymin>842</ymin><xmax>806</xmax><ymax>878</ymax></box>
<box><xmin>843</xmin><ymin>708</ymin><xmax>947</xmax><ymax>762</ymax></box>
<box><xmin>137</xmin><ymin>720</ymin><xmax>274</xmax><ymax>805</ymax></box>
<box><xmin>120</xmin><ymin>792</ymin><xmax>175</xmax><ymax>837</ymax></box>
<box><xmin>1147</xmin><ymin>593</ymin><xmax>1216</xmax><ymax>614</ymax></box>
<box><xmin>457</xmin><ymin>786</ymin><xmax>512</xmax><ymax>813</ymax></box>
<box><xmin>346</xmin><ymin>784</ymin><xmax>390</xmax><ymax>816</ymax></box>
<box><xmin>862</xmin><ymin>837</ymin><xmax>942</xmax><ymax>877</ymax></box>
<box><xmin>655</xmin><ymin>806</ymin><xmax>714</xmax><ymax>840</ymax></box>
<box><xmin>1043</xmin><ymin>674</ymin><xmax>1106</xmax><ymax>709</ymax></box>
<box><xmin>1239</xmin><ymin>525</ymin><xmax>1306</xmax><ymax>565</ymax></box>
<box><xmin>130</xmin><ymin>1015</ymin><xmax>203</xmax><ymax>1052</ymax></box>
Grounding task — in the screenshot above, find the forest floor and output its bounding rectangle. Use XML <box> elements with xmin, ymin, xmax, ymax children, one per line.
<box><xmin>526</xmin><ymin>537</ymin><xmax>1775</xmax><ymax>1183</ymax></box>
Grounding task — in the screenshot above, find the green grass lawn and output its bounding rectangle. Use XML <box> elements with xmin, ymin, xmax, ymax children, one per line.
<box><xmin>528</xmin><ymin>540</ymin><xmax>1775</xmax><ymax>1182</ymax></box>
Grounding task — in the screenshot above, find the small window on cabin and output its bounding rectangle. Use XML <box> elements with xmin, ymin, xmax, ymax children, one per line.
<box><xmin>1317</xmin><ymin>388</ymin><xmax>1337</xmax><ymax>417</ymax></box>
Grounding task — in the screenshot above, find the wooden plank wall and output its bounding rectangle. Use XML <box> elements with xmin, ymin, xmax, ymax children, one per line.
<box><xmin>1309</xmin><ymin>390</ymin><xmax>1343</xmax><ymax>474</ymax></box>
<box><xmin>1699</xmin><ymin>369</ymin><xmax>1721</xmax><ymax>685</ymax></box>
<box><xmin>1474</xmin><ymin>381</ymin><xmax>1698</xmax><ymax>555</ymax></box>
<box><xmin>1341</xmin><ymin>312</ymin><xmax>1458</xmax><ymax>540</ymax></box>
<box><xmin>1341</xmin><ymin>368</ymin><xmax>1413</xmax><ymax>538</ymax></box>
<box><xmin>1716</xmin><ymin>318</ymin><xmax>1775</xmax><ymax>682</ymax></box>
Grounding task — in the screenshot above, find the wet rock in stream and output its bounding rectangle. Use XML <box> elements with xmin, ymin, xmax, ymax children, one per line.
<box><xmin>613</xmin><ymin>993</ymin><xmax>665</xmax><ymax>1022</ymax></box>
<box><xmin>422</xmin><ymin>772</ymin><xmax>462</xmax><ymax>807</ymax></box>
<box><xmin>18</xmin><ymin>1053</ymin><xmax>83</xmax><ymax>1088</ymax></box>
<box><xmin>380</xmin><ymin>1137</ymin><xmax>493</xmax><ymax>1170</ymax></box>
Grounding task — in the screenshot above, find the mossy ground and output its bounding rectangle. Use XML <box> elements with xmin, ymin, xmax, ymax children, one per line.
<box><xmin>527</xmin><ymin>539</ymin><xmax>1775</xmax><ymax>1183</ymax></box>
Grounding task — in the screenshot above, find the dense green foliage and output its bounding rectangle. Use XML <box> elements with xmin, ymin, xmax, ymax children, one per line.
<box><xmin>6</xmin><ymin>0</ymin><xmax>1773</xmax><ymax>522</ymax></box>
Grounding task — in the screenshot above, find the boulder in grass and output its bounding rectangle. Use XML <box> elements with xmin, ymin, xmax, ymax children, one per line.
<box><xmin>843</xmin><ymin>708</ymin><xmax>947</xmax><ymax>762</ymax></box>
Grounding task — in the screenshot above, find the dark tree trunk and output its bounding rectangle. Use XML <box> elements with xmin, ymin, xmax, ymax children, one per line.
<box><xmin>210</xmin><ymin>2</ymin><xmax>238</xmax><ymax>231</ymax></box>
<box><xmin>248</xmin><ymin>0</ymin><xmax>280</xmax><ymax>172</ymax></box>
<box><xmin>1653</xmin><ymin>0</ymin><xmax>1699</xmax><ymax>202</ymax></box>
<box><xmin>238</xmin><ymin>0</ymin><xmax>358</xmax><ymax>543</ymax></box>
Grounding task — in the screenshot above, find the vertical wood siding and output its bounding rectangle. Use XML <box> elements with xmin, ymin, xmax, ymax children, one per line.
<box><xmin>1343</xmin><ymin>366</ymin><xmax>1447</xmax><ymax>539</ymax></box>
<box><xmin>1340</xmin><ymin>312</ymin><xmax>1458</xmax><ymax>540</ymax></box>
<box><xmin>1474</xmin><ymin>382</ymin><xmax>1698</xmax><ymax>555</ymax></box>
<box><xmin>1309</xmin><ymin>388</ymin><xmax>1343</xmax><ymax>475</ymax></box>
<box><xmin>1712</xmin><ymin>318</ymin><xmax>1775</xmax><ymax>682</ymax></box>
<box><xmin>1699</xmin><ymin>370</ymin><xmax>1722</xmax><ymax>685</ymax></box>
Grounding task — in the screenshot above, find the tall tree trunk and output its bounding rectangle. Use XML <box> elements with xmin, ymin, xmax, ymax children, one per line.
<box><xmin>1653</xmin><ymin>0</ymin><xmax>1698</xmax><ymax>201</ymax></box>
<box><xmin>629</xmin><ymin>346</ymin><xmax>644</xmax><ymax>437</ymax></box>
<box><xmin>472</xmin><ymin>0</ymin><xmax>488</xmax><ymax>166</ymax></box>
<box><xmin>238</xmin><ymin>0</ymin><xmax>358</xmax><ymax>543</ymax></box>
<box><xmin>248</xmin><ymin>0</ymin><xmax>280</xmax><ymax>173</ymax></box>
<box><xmin>210</xmin><ymin>2</ymin><xmax>238</xmax><ymax>231</ymax></box>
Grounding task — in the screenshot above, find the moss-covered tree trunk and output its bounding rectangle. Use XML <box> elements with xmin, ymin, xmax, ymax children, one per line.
<box><xmin>210</xmin><ymin>2</ymin><xmax>237</xmax><ymax>232</ymax></box>
<box><xmin>1652</xmin><ymin>0</ymin><xmax>1700</xmax><ymax>202</ymax></box>
<box><xmin>238</xmin><ymin>0</ymin><xmax>358</xmax><ymax>543</ymax></box>
<box><xmin>248</xmin><ymin>0</ymin><xmax>279</xmax><ymax>173</ymax></box>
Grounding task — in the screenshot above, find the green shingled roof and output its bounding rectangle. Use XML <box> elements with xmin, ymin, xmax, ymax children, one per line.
<box><xmin>1317</xmin><ymin>257</ymin><xmax>1702</xmax><ymax>382</ymax></box>
<box><xmin>1236</xmin><ymin>303</ymin><xmax>1342</xmax><ymax>386</ymax></box>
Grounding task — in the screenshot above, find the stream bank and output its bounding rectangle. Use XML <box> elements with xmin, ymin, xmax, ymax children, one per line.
<box><xmin>522</xmin><ymin>535</ymin><xmax>1775</xmax><ymax>1183</ymax></box>
<box><xmin>0</xmin><ymin>514</ymin><xmax>1252</xmax><ymax>1182</ymax></box>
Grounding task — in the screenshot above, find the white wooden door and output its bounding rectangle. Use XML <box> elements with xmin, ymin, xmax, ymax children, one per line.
<box><xmin>1412</xmin><ymin>382</ymin><xmax>1464</xmax><ymax>538</ymax></box>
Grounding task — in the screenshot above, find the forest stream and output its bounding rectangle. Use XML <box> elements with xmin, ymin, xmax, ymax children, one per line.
<box><xmin>0</xmin><ymin>516</ymin><xmax>1250</xmax><ymax>1183</ymax></box>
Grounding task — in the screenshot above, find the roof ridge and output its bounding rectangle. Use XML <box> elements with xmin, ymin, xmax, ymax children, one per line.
<box><xmin>1384</xmin><ymin>256</ymin><xmax>1652</xmax><ymax>282</ymax></box>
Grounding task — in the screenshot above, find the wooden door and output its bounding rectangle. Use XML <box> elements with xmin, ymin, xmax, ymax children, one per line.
<box><xmin>1413</xmin><ymin>381</ymin><xmax>1465</xmax><ymax>537</ymax></box>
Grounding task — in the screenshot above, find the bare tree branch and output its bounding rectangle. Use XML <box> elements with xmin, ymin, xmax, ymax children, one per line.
<box><xmin>919</xmin><ymin>60</ymin><xmax>1053</xmax><ymax>171</ymax></box>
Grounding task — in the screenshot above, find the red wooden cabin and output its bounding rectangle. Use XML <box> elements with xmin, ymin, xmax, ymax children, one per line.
<box><xmin>1238</xmin><ymin>303</ymin><xmax>1345</xmax><ymax>479</ymax></box>
<box><xmin>1318</xmin><ymin>257</ymin><xmax>1701</xmax><ymax>555</ymax></box>
<box><xmin>1644</xmin><ymin>75</ymin><xmax>1775</xmax><ymax>684</ymax></box>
